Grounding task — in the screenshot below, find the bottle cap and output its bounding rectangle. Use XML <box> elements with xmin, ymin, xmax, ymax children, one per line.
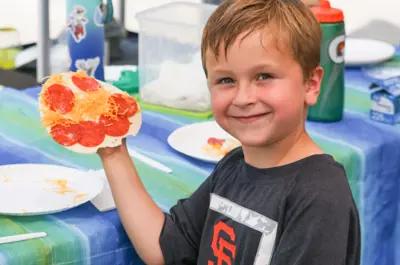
<box><xmin>311</xmin><ymin>0</ymin><xmax>344</xmax><ymax>23</ymax></box>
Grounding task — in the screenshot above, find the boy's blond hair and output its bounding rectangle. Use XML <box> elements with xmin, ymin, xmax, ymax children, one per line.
<box><xmin>201</xmin><ymin>0</ymin><xmax>322</xmax><ymax>80</ymax></box>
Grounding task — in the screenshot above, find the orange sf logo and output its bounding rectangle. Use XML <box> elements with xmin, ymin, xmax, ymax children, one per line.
<box><xmin>208</xmin><ymin>221</ymin><xmax>236</xmax><ymax>265</ymax></box>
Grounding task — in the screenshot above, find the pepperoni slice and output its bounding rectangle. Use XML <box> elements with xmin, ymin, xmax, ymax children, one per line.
<box><xmin>45</xmin><ymin>84</ymin><xmax>75</xmax><ymax>114</ymax></box>
<box><xmin>50</xmin><ymin>123</ymin><xmax>81</xmax><ymax>146</ymax></box>
<box><xmin>78</xmin><ymin>121</ymin><xmax>106</xmax><ymax>147</ymax></box>
<box><xmin>72</xmin><ymin>75</ymin><xmax>100</xmax><ymax>92</ymax></box>
<box><xmin>109</xmin><ymin>94</ymin><xmax>138</xmax><ymax>117</ymax></box>
<box><xmin>99</xmin><ymin>115</ymin><xmax>131</xmax><ymax>137</ymax></box>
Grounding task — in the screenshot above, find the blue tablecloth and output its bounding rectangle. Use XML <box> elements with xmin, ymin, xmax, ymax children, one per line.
<box><xmin>0</xmin><ymin>49</ymin><xmax>400</xmax><ymax>265</ymax></box>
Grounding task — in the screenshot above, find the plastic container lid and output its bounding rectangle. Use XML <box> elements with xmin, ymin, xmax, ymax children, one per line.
<box><xmin>311</xmin><ymin>0</ymin><xmax>344</xmax><ymax>23</ymax></box>
<box><xmin>112</xmin><ymin>70</ymin><xmax>139</xmax><ymax>94</ymax></box>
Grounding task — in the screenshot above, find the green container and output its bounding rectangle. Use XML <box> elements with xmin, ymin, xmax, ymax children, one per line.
<box><xmin>308</xmin><ymin>0</ymin><xmax>345</xmax><ymax>122</ymax></box>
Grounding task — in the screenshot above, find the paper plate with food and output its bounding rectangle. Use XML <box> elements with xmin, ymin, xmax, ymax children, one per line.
<box><xmin>38</xmin><ymin>71</ymin><xmax>142</xmax><ymax>153</ymax></box>
<box><xmin>167</xmin><ymin>121</ymin><xmax>241</xmax><ymax>163</ymax></box>
<box><xmin>0</xmin><ymin>164</ymin><xmax>103</xmax><ymax>216</ymax></box>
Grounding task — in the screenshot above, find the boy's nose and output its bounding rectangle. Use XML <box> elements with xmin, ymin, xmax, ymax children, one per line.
<box><xmin>232</xmin><ymin>83</ymin><xmax>257</xmax><ymax>107</ymax></box>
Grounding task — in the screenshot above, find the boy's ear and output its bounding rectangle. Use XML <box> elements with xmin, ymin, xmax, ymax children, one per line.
<box><xmin>305</xmin><ymin>66</ymin><xmax>324</xmax><ymax>106</ymax></box>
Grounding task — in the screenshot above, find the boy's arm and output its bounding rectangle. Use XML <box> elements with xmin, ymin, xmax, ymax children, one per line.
<box><xmin>270</xmin><ymin>179</ymin><xmax>361</xmax><ymax>265</ymax></box>
<box><xmin>99</xmin><ymin>141</ymin><xmax>217</xmax><ymax>265</ymax></box>
<box><xmin>99</xmin><ymin>143</ymin><xmax>165</xmax><ymax>265</ymax></box>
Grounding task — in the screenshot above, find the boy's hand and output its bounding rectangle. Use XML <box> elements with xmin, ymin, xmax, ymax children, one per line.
<box><xmin>97</xmin><ymin>136</ymin><xmax>165</xmax><ymax>265</ymax></box>
<box><xmin>97</xmin><ymin>138</ymin><xmax>128</xmax><ymax>160</ymax></box>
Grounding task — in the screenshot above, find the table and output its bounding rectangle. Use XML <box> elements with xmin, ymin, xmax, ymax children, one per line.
<box><xmin>0</xmin><ymin>86</ymin><xmax>213</xmax><ymax>265</ymax></box>
<box><xmin>0</xmin><ymin>49</ymin><xmax>400</xmax><ymax>264</ymax></box>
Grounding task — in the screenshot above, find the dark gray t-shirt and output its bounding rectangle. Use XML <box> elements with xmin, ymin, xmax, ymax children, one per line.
<box><xmin>159</xmin><ymin>148</ymin><xmax>360</xmax><ymax>265</ymax></box>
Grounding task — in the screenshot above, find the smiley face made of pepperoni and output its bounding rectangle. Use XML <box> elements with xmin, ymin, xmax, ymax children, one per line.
<box><xmin>38</xmin><ymin>71</ymin><xmax>142</xmax><ymax>154</ymax></box>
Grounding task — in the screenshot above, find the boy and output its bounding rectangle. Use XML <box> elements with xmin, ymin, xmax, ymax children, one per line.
<box><xmin>98</xmin><ymin>0</ymin><xmax>361</xmax><ymax>264</ymax></box>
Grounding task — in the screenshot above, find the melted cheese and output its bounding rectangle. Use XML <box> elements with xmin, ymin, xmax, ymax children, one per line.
<box><xmin>39</xmin><ymin>71</ymin><xmax>121</xmax><ymax>126</ymax></box>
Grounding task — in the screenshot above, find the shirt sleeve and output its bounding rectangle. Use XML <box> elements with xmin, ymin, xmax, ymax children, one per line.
<box><xmin>270</xmin><ymin>184</ymin><xmax>361</xmax><ymax>265</ymax></box>
<box><xmin>159</xmin><ymin>171</ymin><xmax>215</xmax><ymax>265</ymax></box>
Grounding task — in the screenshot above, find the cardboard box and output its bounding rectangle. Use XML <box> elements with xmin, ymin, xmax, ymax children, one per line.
<box><xmin>370</xmin><ymin>82</ymin><xmax>400</xmax><ymax>125</ymax></box>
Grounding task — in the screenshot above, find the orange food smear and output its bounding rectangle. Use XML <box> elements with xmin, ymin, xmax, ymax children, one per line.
<box><xmin>73</xmin><ymin>193</ymin><xmax>87</xmax><ymax>204</ymax></box>
<box><xmin>46</xmin><ymin>178</ymin><xmax>72</xmax><ymax>194</ymax></box>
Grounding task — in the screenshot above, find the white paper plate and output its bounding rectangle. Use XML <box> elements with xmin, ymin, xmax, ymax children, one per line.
<box><xmin>0</xmin><ymin>164</ymin><xmax>104</xmax><ymax>216</ymax></box>
<box><xmin>167</xmin><ymin>121</ymin><xmax>238</xmax><ymax>163</ymax></box>
<box><xmin>362</xmin><ymin>64</ymin><xmax>400</xmax><ymax>82</ymax></box>
<box><xmin>345</xmin><ymin>38</ymin><xmax>396</xmax><ymax>66</ymax></box>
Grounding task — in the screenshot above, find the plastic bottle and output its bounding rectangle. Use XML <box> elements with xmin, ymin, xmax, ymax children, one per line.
<box><xmin>66</xmin><ymin>0</ymin><xmax>113</xmax><ymax>80</ymax></box>
<box><xmin>308</xmin><ymin>0</ymin><xmax>345</xmax><ymax>122</ymax></box>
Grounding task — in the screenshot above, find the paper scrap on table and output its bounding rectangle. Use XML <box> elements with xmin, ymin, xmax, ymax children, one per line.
<box><xmin>90</xmin><ymin>170</ymin><xmax>116</xmax><ymax>212</ymax></box>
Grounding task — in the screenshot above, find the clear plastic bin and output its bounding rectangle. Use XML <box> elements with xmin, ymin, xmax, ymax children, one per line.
<box><xmin>136</xmin><ymin>2</ymin><xmax>217</xmax><ymax>112</ymax></box>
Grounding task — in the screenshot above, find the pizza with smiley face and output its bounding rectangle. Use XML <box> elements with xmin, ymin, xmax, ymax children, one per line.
<box><xmin>38</xmin><ymin>71</ymin><xmax>142</xmax><ymax>154</ymax></box>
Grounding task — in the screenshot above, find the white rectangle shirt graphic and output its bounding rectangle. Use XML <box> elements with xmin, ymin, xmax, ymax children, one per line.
<box><xmin>210</xmin><ymin>193</ymin><xmax>278</xmax><ymax>265</ymax></box>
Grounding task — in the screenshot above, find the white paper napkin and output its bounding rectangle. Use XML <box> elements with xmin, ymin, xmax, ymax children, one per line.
<box><xmin>89</xmin><ymin>170</ymin><xmax>116</xmax><ymax>212</ymax></box>
<box><xmin>89</xmin><ymin>151</ymin><xmax>172</xmax><ymax>212</ymax></box>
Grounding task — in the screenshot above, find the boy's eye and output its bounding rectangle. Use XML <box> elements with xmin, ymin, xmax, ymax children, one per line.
<box><xmin>256</xmin><ymin>73</ymin><xmax>273</xmax><ymax>81</ymax></box>
<box><xmin>217</xmin><ymin>77</ymin><xmax>235</xmax><ymax>85</ymax></box>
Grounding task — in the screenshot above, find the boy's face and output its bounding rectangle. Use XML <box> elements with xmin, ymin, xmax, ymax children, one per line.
<box><xmin>205</xmin><ymin>30</ymin><xmax>322</xmax><ymax>147</ymax></box>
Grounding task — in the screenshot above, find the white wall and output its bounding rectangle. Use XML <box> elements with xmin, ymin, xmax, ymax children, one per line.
<box><xmin>330</xmin><ymin>0</ymin><xmax>400</xmax><ymax>33</ymax></box>
<box><xmin>0</xmin><ymin>0</ymin><xmax>399</xmax><ymax>45</ymax></box>
<box><xmin>0</xmin><ymin>0</ymin><xmax>202</xmax><ymax>45</ymax></box>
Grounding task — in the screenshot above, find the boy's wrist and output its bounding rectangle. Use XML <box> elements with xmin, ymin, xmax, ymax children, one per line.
<box><xmin>98</xmin><ymin>143</ymin><xmax>129</xmax><ymax>162</ymax></box>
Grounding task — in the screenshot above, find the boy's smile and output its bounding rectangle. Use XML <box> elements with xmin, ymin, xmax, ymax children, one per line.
<box><xmin>231</xmin><ymin>112</ymin><xmax>271</xmax><ymax>124</ymax></box>
<box><xmin>206</xmin><ymin>29</ymin><xmax>321</xmax><ymax>151</ymax></box>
